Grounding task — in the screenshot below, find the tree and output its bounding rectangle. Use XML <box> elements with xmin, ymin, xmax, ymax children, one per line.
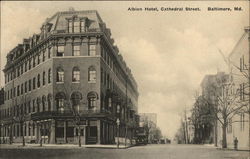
<box><xmin>190</xmin><ymin>95</ymin><xmax>215</xmax><ymax>144</ymax></box>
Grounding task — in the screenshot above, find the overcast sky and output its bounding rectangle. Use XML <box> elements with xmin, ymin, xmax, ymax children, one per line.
<box><xmin>1</xmin><ymin>1</ymin><xmax>249</xmax><ymax>139</ymax></box>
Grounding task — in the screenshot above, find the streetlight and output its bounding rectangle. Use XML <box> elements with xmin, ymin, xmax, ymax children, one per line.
<box><xmin>0</xmin><ymin>123</ymin><xmax>2</xmax><ymax>144</ymax></box>
<box><xmin>116</xmin><ymin>118</ymin><xmax>120</xmax><ymax>149</ymax></box>
<box><xmin>116</xmin><ymin>103</ymin><xmax>120</xmax><ymax>149</ymax></box>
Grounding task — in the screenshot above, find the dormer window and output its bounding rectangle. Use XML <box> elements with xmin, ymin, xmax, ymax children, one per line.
<box><xmin>67</xmin><ymin>17</ymin><xmax>87</xmax><ymax>33</ymax></box>
<box><xmin>81</xmin><ymin>21</ymin><xmax>85</xmax><ymax>32</ymax></box>
<box><xmin>74</xmin><ymin>21</ymin><xmax>80</xmax><ymax>33</ymax></box>
<box><xmin>69</xmin><ymin>20</ymin><xmax>73</xmax><ymax>33</ymax></box>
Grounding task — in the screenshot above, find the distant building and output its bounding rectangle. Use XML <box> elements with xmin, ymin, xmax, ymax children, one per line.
<box><xmin>139</xmin><ymin>113</ymin><xmax>157</xmax><ymax>127</ymax></box>
<box><xmin>0</xmin><ymin>9</ymin><xmax>139</xmax><ymax>145</ymax></box>
<box><xmin>139</xmin><ymin>113</ymin><xmax>158</xmax><ymax>143</ymax></box>
<box><xmin>201</xmin><ymin>72</ymin><xmax>230</xmax><ymax>145</ymax></box>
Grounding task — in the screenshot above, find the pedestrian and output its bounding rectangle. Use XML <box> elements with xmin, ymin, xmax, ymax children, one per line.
<box><xmin>234</xmin><ymin>137</ymin><xmax>238</xmax><ymax>150</ymax></box>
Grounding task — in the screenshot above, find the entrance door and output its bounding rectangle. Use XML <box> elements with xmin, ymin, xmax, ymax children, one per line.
<box><xmin>86</xmin><ymin>126</ymin><xmax>97</xmax><ymax>144</ymax></box>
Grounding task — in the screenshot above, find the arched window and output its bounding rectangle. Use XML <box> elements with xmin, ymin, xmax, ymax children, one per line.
<box><xmin>37</xmin><ymin>74</ymin><xmax>40</xmax><ymax>88</ymax></box>
<box><xmin>37</xmin><ymin>97</ymin><xmax>41</xmax><ymax>112</ymax></box>
<box><xmin>43</xmin><ymin>71</ymin><xmax>46</xmax><ymax>85</ymax></box>
<box><xmin>56</xmin><ymin>67</ymin><xmax>64</xmax><ymax>82</ymax></box>
<box><xmin>101</xmin><ymin>93</ymin><xmax>104</xmax><ymax>110</ymax></box>
<box><xmin>71</xmin><ymin>92</ymin><xmax>82</xmax><ymax>113</ymax></box>
<box><xmin>47</xmin><ymin>94</ymin><xmax>52</xmax><ymax>111</ymax></box>
<box><xmin>87</xmin><ymin>91</ymin><xmax>98</xmax><ymax>109</ymax></box>
<box><xmin>88</xmin><ymin>66</ymin><xmax>96</xmax><ymax>82</ymax></box>
<box><xmin>42</xmin><ymin>95</ymin><xmax>46</xmax><ymax>112</ymax></box>
<box><xmin>48</xmin><ymin>68</ymin><xmax>51</xmax><ymax>83</ymax></box>
<box><xmin>55</xmin><ymin>92</ymin><xmax>66</xmax><ymax>113</ymax></box>
<box><xmin>72</xmin><ymin>67</ymin><xmax>80</xmax><ymax>82</ymax></box>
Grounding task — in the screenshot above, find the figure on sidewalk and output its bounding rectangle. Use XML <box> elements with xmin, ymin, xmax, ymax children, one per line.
<box><xmin>233</xmin><ymin>137</ymin><xmax>238</xmax><ymax>150</ymax></box>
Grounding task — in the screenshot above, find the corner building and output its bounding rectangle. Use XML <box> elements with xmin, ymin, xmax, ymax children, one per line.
<box><xmin>0</xmin><ymin>10</ymin><xmax>139</xmax><ymax>145</ymax></box>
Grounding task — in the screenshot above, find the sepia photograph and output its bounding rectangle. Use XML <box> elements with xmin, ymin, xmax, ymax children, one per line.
<box><xmin>0</xmin><ymin>1</ymin><xmax>249</xmax><ymax>159</ymax></box>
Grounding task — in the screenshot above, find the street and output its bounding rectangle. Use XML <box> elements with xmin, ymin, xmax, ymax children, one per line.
<box><xmin>0</xmin><ymin>144</ymin><xmax>249</xmax><ymax>159</ymax></box>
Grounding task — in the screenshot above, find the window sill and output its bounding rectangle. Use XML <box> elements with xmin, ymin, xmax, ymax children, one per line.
<box><xmin>72</xmin><ymin>81</ymin><xmax>80</xmax><ymax>83</ymax></box>
<box><xmin>56</xmin><ymin>82</ymin><xmax>64</xmax><ymax>84</ymax></box>
<box><xmin>88</xmin><ymin>81</ymin><xmax>96</xmax><ymax>84</ymax></box>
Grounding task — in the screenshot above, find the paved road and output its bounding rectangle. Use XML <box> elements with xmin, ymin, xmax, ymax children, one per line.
<box><xmin>0</xmin><ymin>144</ymin><xmax>249</xmax><ymax>159</ymax></box>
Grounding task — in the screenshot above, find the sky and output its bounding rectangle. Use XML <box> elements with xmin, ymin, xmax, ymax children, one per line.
<box><xmin>1</xmin><ymin>1</ymin><xmax>249</xmax><ymax>139</ymax></box>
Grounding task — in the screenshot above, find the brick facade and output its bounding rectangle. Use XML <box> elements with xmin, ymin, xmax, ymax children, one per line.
<box><xmin>0</xmin><ymin>10</ymin><xmax>139</xmax><ymax>145</ymax></box>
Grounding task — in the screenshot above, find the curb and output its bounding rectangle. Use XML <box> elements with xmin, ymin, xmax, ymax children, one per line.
<box><xmin>216</xmin><ymin>148</ymin><xmax>250</xmax><ymax>152</ymax></box>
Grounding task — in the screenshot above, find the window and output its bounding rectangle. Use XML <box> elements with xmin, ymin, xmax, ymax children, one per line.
<box><xmin>80</xmin><ymin>21</ymin><xmax>85</xmax><ymax>32</ymax></box>
<box><xmin>33</xmin><ymin>56</ymin><xmax>36</xmax><ymax>67</ymax></box>
<box><xmin>47</xmin><ymin>94</ymin><xmax>52</xmax><ymax>111</ymax></box>
<box><xmin>43</xmin><ymin>71</ymin><xmax>46</xmax><ymax>85</ymax></box>
<box><xmin>42</xmin><ymin>96</ymin><xmax>46</xmax><ymax>112</ymax></box>
<box><xmin>37</xmin><ymin>98</ymin><xmax>41</xmax><ymax>112</ymax></box>
<box><xmin>42</xmin><ymin>51</ymin><xmax>45</xmax><ymax>62</ymax></box>
<box><xmin>56</xmin><ymin>67</ymin><xmax>64</xmax><ymax>82</ymax></box>
<box><xmin>21</xmin><ymin>84</ymin><xmax>23</xmax><ymax>95</ymax></box>
<box><xmin>72</xmin><ymin>67</ymin><xmax>80</xmax><ymax>82</ymax></box>
<box><xmin>13</xmin><ymin>87</ymin><xmax>16</xmax><ymax>97</ymax></box>
<box><xmin>25</xmin><ymin>81</ymin><xmax>27</xmax><ymax>93</ymax></box>
<box><xmin>101</xmin><ymin>68</ymin><xmax>103</xmax><ymax>84</ymax></box>
<box><xmin>37</xmin><ymin>74</ymin><xmax>40</xmax><ymax>88</ymax></box>
<box><xmin>21</xmin><ymin>64</ymin><xmax>23</xmax><ymax>74</ymax></box>
<box><xmin>32</xmin><ymin>123</ymin><xmax>35</xmax><ymax>136</ymax></box>
<box><xmin>25</xmin><ymin>62</ymin><xmax>27</xmax><ymax>72</ymax></box>
<box><xmin>10</xmin><ymin>89</ymin><xmax>12</xmax><ymax>99</ymax></box>
<box><xmin>240</xmin><ymin>113</ymin><xmax>245</xmax><ymax>131</ymax></box>
<box><xmin>28</xmin><ymin>101</ymin><xmax>31</xmax><ymax>113</ymax></box>
<box><xmin>87</xmin><ymin>92</ymin><xmax>98</xmax><ymax>109</ymax></box>
<box><xmin>57</xmin><ymin>46</ymin><xmax>64</xmax><ymax>56</ymax></box>
<box><xmin>73</xmin><ymin>45</ymin><xmax>80</xmax><ymax>56</ymax></box>
<box><xmin>55</xmin><ymin>92</ymin><xmax>66</xmax><ymax>113</ymax></box>
<box><xmin>107</xmin><ymin>74</ymin><xmax>110</xmax><ymax>89</ymax></box>
<box><xmin>37</xmin><ymin>53</ymin><xmax>40</xmax><ymax>64</ymax></box>
<box><xmin>71</xmin><ymin>92</ymin><xmax>82</xmax><ymax>113</ymax></box>
<box><xmin>68</xmin><ymin>20</ymin><xmax>73</xmax><ymax>33</ymax></box>
<box><xmin>32</xmin><ymin>99</ymin><xmax>36</xmax><ymax>112</ymax></box>
<box><xmin>88</xmin><ymin>66</ymin><xmax>96</xmax><ymax>82</ymax></box>
<box><xmin>48</xmin><ymin>69</ymin><xmax>51</xmax><ymax>83</ymax></box>
<box><xmin>104</xmin><ymin>71</ymin><xmax>106</xmax><ymax>86</ymax></box>
<box><xmin>17</xmin><ymin>85</ymin><xmax>20</xmax><ymax>96</ymax></box>
<box><xmin>33</xmin><ymin>77</ymin><xmax>36</xmax><ymax>89</ymax></box>
<box><xmin>28</xmin><ymin>123</ymin><xmax>31</xmax><ymax>136</ymax></box>
<box><xmin>73</xmin><ymin>21</ymin><xmax>80</xmax><ymax>33</ymax></box>
<box><xmin>29</xmin><ymin>59</ymin><xmax>32</xmax><ymax>70</ymax></box>
<box><xmin>240</xmin><ymin>55</ymin><xmax>245</xmax><ymax>72</ymax></box>
<box><xmin>17</xmin><ymin>67</ymin><xmax>20</xmax><ymax>77</ymax></box>
<box><xmin>48</xmin><ymin>47</ymin><xmax>51</xmax><ymax>59</ymax></box>
<box><xmin>89</xmin><ymin>44</ymin><xmax>96</xmax><ymax>56</ymax></box>
<box><xmin>29</xmin><ymin>80</ymin><xmax>31</xmax><ymax>91</ymax></box>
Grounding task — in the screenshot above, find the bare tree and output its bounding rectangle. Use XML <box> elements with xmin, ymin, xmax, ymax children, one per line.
<box><xmin>13</xmin><ymin>96</ymin><xmax>26</xmax><ymax>147</ymax></box>
<box><xmin>61</xmin><ymin>84</ymin><xmax>82</xmax><ymax>147</ymax></box>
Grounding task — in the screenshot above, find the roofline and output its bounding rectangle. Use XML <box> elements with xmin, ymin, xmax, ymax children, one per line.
<box><xmin>228</xmin><ymin>26</ymin><xmax>250</xmax><ymax>58</ymax></box>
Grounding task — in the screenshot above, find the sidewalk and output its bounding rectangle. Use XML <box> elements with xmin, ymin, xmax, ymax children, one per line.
<box><xmin>0</xmin><ymin>143</ymin><xmax>133</xmax><ymax>149</ymax></box>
